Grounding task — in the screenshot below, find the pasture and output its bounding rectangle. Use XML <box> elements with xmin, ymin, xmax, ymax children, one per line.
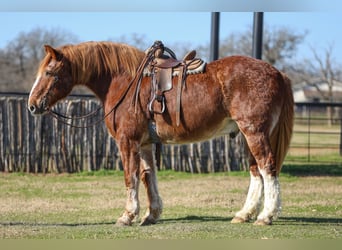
<box><xmin>0</xmin><ymin>169</ymin><xmax>341</xmax><ymax>239</ymax></box>
<box><xmin>287</xmin><ymin>122</ymin><xmax>342</xmax><ymax>163</ymax></box>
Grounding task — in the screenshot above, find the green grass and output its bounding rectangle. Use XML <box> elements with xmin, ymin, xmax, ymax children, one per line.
<box><xmin>285</xmin><ymin>153</ymin><xmax>342</xmax><ymax>163</ymax></box>
<box><xmin>289</xmin><ymin>122</ymin><xmax>342</xmax><ymax>165</ymax></box>
<box><xmin>0</xmin><ymin>169</ymin><xmax>341</xmax><ymax>239</ymax></box>
<box><xmin>282</xmin><ymin>163</ymin><xmax>342</xmax><ymax>176</ymax></box>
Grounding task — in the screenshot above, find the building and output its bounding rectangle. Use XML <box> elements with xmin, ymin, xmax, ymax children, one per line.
<box><xmin>293</xmin><ymin>80</ymin><xmax>342</xmax><ymax>103</ymax></box>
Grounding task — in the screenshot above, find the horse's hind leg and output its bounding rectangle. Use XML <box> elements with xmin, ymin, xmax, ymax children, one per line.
<box><xmin>139</xmin><ymin>143</ymin><xmax>163</xmax><ymax>226</ymax></box>
<box><xmin>231</xmin><ymin>157</ymin><xmax>264</xmax><ymax>224</ymax></box>
<box><xmin>236</xmin><ymin>130</ymin><xmax>281</xmax><ymax>225</ymax></box>
<box><xmin>255</xmin><ymin>168</ymin><xmax>281</xmax><ymax>225</ymax></box>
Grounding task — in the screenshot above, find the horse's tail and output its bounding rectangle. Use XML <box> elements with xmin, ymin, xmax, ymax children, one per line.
<box><xmin>270</xmin><ymin>72</ymin><xmax>294</xmax><ymax>175</ymax></box>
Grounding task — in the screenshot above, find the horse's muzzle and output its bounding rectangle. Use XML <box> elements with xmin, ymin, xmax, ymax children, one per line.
<box><xmin>28</xmin><ymin>100</ymin><xmax>49</xmax><ymax>116</ymax></box>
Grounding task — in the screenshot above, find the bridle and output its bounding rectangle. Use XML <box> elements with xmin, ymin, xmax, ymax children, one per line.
<box><xmin>48</xmin><ymin>41</ymin><xmax>164</xmax><ymax>129</ymax></box>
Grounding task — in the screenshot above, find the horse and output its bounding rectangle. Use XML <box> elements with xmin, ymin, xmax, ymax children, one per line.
<box><xmin>28</xmin><ymin>41</ymin><xmax>294</xmax><ymax>226</ymax></box>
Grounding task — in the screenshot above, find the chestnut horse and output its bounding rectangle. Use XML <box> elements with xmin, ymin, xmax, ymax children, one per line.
<box><xmin>28</xmin><ymin>41</ymin><xmax>293</xmax><ymax>226</ymax></box>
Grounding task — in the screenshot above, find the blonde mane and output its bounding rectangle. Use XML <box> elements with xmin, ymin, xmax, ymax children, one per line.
<box><xmin>42</xmin><ymin>41</ymin><xmax>145</xmax><ymax>84</ymax></box>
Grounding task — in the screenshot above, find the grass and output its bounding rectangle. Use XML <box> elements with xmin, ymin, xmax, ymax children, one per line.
<box><xmin>0</xmin><ymin>169</ymin><xmax>341</xmax><ymax>239</ymax></box>
<box><xmin>282</xmin><ymin>163</ymin><xmax>342</xmax><ymax>176</ymax></box>
<box><xmin>289</xmin><ymin>122</ymin><xmax>342</xmax><ymax>163</ymax></box>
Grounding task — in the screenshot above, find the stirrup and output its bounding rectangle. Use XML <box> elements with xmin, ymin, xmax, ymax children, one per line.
<box><xmin>148</xmin><ymin>95</ymin><xmax>166</xmax><ymax>115</ymax></box>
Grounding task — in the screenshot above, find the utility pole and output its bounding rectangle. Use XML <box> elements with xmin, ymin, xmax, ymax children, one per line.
<box><xmin>210</xmin><ymin>12</ymin><xmax>220</xmax><ymax>62</ymax></box>
<box><xmin>252</xmin><ymin>12</ymin><xmax>264</xmax><ymax>59</ymax></box>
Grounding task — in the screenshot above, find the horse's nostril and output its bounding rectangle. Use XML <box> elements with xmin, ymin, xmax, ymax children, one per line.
<box><xmin>29</xmin><ymin>105</ymin><xmax>36</xmax><ymax>113</ymax></box>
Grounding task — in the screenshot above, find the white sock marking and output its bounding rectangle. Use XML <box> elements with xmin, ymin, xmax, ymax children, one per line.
<box><xmin>235</xmin><ymin>173</ymin><xmax>263</xmax><ymax>220</ymax></box>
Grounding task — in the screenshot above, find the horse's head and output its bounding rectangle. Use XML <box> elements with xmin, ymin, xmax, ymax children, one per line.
<box><xmin>28</xmin><ymin>45</ymin><xmax>73</xmax><ymax>115</ymax></box>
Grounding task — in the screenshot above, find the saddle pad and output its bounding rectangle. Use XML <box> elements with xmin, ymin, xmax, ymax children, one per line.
<box><xmin>143</xmin><ymin>60</ymin><xmax>206</xmax><ymax>77</ymax></box>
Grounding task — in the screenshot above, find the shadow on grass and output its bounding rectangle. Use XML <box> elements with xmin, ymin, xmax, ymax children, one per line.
<box><xmin>160</xmin><ymin>215</ymin><xmax>342</xmax><ymax>225</ymax></box>
<box><xmin>0</xmin><ymin>217</ymin><xmax>229</xmax><ymax>227</ymax></box>
<box><xmin>160</xmin><ymin>215</ymin><xmax>232</xmax><ymax>224</ymax></box>
<box><xmin>0</xmin><ymin>221</ymin><xmax>116</xmax><ymax>227</ymax></box>
<box><xmin>1</xmin><ymin>216</ymin><xmax>341</xmax><ymax>227</ymax></box>
<box><xmin>279</xmin><ymin>216</ymin><xmax>342</xmax><ymax>225</ymax></box>
<box><xmin>282</xmin><ymin>164</ymin><xmax>342</xmax><ymax>176</ymax></box>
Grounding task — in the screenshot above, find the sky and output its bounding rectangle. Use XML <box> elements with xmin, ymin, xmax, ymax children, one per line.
<box><xmin>0</xmin><ymin>1</ymin><xmax>342</xmax><ymax>63</ymax></box>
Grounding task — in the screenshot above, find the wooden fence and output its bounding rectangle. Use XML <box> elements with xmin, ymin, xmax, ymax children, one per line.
<box><xmin>0</xmin><ymin>94</ymin><xmax>248</xmax><ymax>173</ymax></box>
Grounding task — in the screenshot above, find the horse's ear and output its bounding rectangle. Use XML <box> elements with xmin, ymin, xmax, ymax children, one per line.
<box><xmin>44</xmin><ymin>45</ymin><xmax>63</xmax><ymax>61</ymax></box>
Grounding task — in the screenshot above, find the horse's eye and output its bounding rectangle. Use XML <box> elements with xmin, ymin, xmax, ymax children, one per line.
<box><xmin>45</xmin><ymin>71</ymin><xmax>58</xmax><ymax>83</ymax></box>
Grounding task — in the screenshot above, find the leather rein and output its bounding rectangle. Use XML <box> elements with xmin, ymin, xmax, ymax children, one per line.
<box><xmin>48</xmin><ymin>42</ymin><xmax>164</xmax><ymax>129</ymax></box>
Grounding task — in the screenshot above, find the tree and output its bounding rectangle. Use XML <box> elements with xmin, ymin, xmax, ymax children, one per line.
<box><xmin>0</xmin><ymin>27</ymin><xmax>79</xmax><ymax>92</ymax></box>
<box><xmin>290</xmin><ymin>45</ymin><xmax>342</xmax><ymax>125</ymax></box>
<box><xmin>287</xmin><ymin>44</ymin><xmax>342</xmax><ymax>99</ymax></box>
<box><xmin>311</xmin><ymin>45</ymin><xmax>342</xmax><ymax>102</ymax></box>
<box><xmin>110</xmin><ymin>33</ymin><xmax>152</xmax><ymax>51</ymax></box>
<box><xmin>111</xmin><ymin>33</ymin><xmax>201</xmax><ymax>61</ymax></box>
<box><xmin>219</xmin><ymin>25</ymin><xmax>307</xmax><ymax>69</ymax></box>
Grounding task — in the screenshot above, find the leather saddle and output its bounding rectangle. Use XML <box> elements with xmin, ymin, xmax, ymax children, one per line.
<box><xmin>146</xmin><ymin>41</ymin><xmax>206</xmax><ymax>126</ymax></box>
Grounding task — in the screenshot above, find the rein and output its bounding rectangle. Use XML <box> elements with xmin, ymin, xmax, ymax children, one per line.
<box><xmin>49</xmin><ymin>105</ymin><xmax>113</xmax><ymax>129</ymax></box>
<box><xmin>49</xmin><ymin>106</ymin><xmax>102</xmax><ymax>120</ymax></box>
<box><xmin>48</xmin><ymin>41</ymin><xmax>163</xmax><ymax>129</ymax></box>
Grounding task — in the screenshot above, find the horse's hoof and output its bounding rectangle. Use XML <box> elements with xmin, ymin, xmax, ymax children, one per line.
<box><xmin>115</xmin><ymin>221</ymin><xmax>132</xmax><ymax>226</ymax></box>
<box><xmin>231</xmin><ymin>216</ymin><xmax>247</xmax><ymax>224</ymax></box>
<box><xmin>116</xmin><ymin>220</ymin><xmax>132</xmax><ymax>226</ymax></box>
<box><xmin>254</xmin><ymin>219</ymin><xmax>272</xmax><ymax>226</ymax></box>
<box><xmin>116</xmin><ymin>216</ymin><xmax>133</xmax><ymax>226</ymax></box>
<box><xmin>139</xmin><ymin>215</ymin><xmax>157</xmax><ymax>226</ymax></box>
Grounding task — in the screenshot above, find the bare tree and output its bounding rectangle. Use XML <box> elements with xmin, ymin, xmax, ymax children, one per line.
<box><xmin>0</xmin><ymin>27</ymin><xmax>78</xmax><ymax>92</ymax></box>
<box><xmin>291</xmin><ymin>45</ymin><xmax>342</xmax><ymax>125</ymax></box>
<box><xmin>311</xmin><ymin>45</ymin><xmax>342</xmax><ymax>101</ymax></box>
<box><xmin>111</xmin><ymin>33</ymin><xmax>202</xmax><ymax>61</ymax></box>
<box><xmin>110</xmin><ymin>33</ymin><xmax>152</xmax><ymax>51</ymax></box>
<box><xmin>219</xmin><ymin>25</ymin><xmax>306</xmax><ymax>69</ymax></box>
<box><xmin>263</xmin><ymin>27</ymin><xmax>307</xmax><ymax>67</ymax></box>
<box><xmin>289</xmin><ymin>45</ymin><xmax>342</xmax><ymax>98</ymax></box>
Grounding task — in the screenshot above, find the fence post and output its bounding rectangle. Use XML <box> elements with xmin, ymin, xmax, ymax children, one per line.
<box><xmin>340</xmin><ymin>117</ymin><xmax>342</xmax><ymax>156</ymax></box>
<box><xmin>308</xmin><ymin>105</ymin><xmax>311</xmax><ymax>162</ymax></box>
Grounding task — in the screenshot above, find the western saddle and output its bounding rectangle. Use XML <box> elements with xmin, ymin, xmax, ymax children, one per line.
<box><xmin>144</xmin><ymin>41</ymin><xmax>206</xmax><ymax>126</ymax></box>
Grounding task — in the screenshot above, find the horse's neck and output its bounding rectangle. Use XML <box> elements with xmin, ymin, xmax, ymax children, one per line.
<box><xmin>85</xmin><ymin>74</ymin><xmax>131</xmax><ymax>105</ymax></box>
<box><xmin>82</xmin><ymin>77</ymin><xmax>112</xmax><ymax>103</ymax></box>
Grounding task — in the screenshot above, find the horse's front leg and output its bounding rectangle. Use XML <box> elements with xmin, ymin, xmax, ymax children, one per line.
<box><xmin>116</xmin><ymin>138</ymin><xmax>141</xmax><ymax>226</ymax></box>
<box><xmin>139</xmin><ymin>143</ymin><xmax>163</xmax><ymax>226</ymax></box>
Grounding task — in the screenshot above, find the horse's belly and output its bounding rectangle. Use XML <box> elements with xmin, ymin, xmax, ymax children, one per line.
<box><xmin>214</xmin><ymin>118</ymin><xmax>240</xmax><ymax>138</ymax></box>
<box><xmin>161</xmin><ymin>118</ymin><xmax>239</xmax><ymax>144</ymax></box>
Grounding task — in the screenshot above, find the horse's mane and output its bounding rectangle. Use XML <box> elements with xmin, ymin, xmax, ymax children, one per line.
<box><xmin>42</xmin><ymin>41</ymin><xmax>145</xmax><ymax>84</ymax></box>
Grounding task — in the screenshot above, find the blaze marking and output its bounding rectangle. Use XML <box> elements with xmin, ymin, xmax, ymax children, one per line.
<box><xmin>29</xmin><ymin>74</ymin><xmax>42</xmax><ymax>98</ymax></box>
